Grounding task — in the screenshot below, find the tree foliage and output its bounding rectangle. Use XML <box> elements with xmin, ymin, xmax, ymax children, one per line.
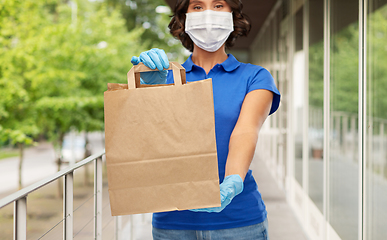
<box><xmin>367</xmin><ymin>5</ymin><xmax>387</xmax><ymax>120</ymax></box>
<box><xmin>104</xmin><ymin>0</ymin><xmax>182</xmax><ymax>54</ymax></box>
<box><xmin>0</xmin><ymin>0</ymin><xmax>182</xmax><ymax>148</ymax></box>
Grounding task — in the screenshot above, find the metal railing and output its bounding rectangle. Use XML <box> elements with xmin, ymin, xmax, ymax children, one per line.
<box><xmin>0</xmin><ymin>150</ymin><xmax>106</xmax><ymax>240</ymax></box>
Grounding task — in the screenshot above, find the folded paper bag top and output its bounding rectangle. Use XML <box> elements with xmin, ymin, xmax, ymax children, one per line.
<box><xmin>104</xmin><ymin>62</ymin><xmax>220</xmax><ymax>216</ymax></box>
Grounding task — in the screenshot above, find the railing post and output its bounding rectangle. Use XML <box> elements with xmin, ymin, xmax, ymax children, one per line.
<box><xmin>63</xmin><ymin>172</ymin><xmax>74</xmax><ymax>240</ymax></box>
<box><xmin>94</xmin><ymin>157</ymin><xmax>103</xmax><ymax>240</ymax></box>
<box><xmin>115</xmin><ymin>216</ymin><xmax>121</xmax><ymax>240</ymax></box>
<box><xmin>0</xmin><ymin>151</ymin><xmax>105</xmax><ymax>240</ymax></box>
<box><xmin>14</xmin><ymin>197</ymin><xmax>27</xmax><ymax>240</ymax></box>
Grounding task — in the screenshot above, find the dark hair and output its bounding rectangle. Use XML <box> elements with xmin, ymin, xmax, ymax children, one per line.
<box><xmin>168</xmin><ymin>0</ymin><xmax>251</xmax><ymax>52</ymax></box>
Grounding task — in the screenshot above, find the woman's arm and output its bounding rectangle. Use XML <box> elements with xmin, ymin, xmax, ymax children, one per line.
<box><xmin>190</xmin><ymin>89</ymin><xmax>274</xmax><ymax>213</ymax></box>
<box><xmin>225</xmin><ymin>89</ymin><xmax>274</xmax><ymax>180</ymax></box>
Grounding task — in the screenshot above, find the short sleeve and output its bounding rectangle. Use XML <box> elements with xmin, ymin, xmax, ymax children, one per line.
<box><xmin>247</xmin><ymin>67</ymin><xmax>281</xmax><ymax>115</ymax></box>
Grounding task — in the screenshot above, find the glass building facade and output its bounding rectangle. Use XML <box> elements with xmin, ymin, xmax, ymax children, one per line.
<box><xmin>250</xmin><ymin>0</ymin><xmax>387</xmax><ymax>239</ymax></box>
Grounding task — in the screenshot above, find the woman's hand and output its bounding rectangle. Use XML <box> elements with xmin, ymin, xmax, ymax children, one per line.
<box><xmin>131</xmin><ymin>48</ymin><xmax>169</xmax><ymax>84</ymax></box>
<box><xmin>189</xmin><ymin>174</ymin><xmax>243</xmax><ymax>213</ymax></box>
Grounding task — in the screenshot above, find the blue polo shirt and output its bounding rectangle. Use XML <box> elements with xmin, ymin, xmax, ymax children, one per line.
<box><xmin>152</xmin><ymin>54</ymin><xmax>280</xmax><ymax>230</ymax></box>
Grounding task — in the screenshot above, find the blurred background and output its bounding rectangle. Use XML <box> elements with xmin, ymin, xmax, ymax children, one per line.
<box><xmin>3</xmin><ymin>0</ymin><xmax>387</xmax><ymax>239</ymax></box>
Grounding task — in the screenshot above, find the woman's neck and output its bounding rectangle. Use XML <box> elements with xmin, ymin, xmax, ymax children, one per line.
<box><xmin>191</xmin><ymin>45</ymin><xmax>228</xmax><ymax>74</ymax></box>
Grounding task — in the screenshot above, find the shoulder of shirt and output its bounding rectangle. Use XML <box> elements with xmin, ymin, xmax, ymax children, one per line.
<box><xmin>236</xmin><ymin>62</ymin><xmax>269</xmax><ymax>75</ymax></box>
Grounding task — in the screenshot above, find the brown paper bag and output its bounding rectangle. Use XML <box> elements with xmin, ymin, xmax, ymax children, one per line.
<box><xmin>104</xmin><ymin>62</ymin><xmax>220</xmax><ymax>216</ymax></box>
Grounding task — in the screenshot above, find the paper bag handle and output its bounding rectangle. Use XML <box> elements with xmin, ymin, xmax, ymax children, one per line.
<box><xmin>127</xmin><ymin>62</ymin><xmax>186</xmax><ymax>89</ymax></box>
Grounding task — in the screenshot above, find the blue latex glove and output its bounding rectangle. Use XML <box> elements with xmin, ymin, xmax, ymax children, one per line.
<box><xmin>190</xmin><ymin>174</ymin><xmax>244</xmax><ymax>213</ymax></box>
<box><xmin>131</xmin><ymin>48</ymin><xmax>169</xmax><ymax>85</ymax></box>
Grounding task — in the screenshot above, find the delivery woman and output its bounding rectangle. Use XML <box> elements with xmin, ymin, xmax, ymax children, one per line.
<box><xmin>131</xmin><ymin>0</ymin><xmax>280</xmax><ymax>239</ymax></box>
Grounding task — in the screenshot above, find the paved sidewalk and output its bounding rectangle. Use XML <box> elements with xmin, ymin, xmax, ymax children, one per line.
<box><xmin>251</xmin><ymin>159</ymin><xmax>309</xmax><ymax>240</ymax></box>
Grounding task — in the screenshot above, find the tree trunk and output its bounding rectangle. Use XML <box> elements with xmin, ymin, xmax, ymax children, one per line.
<box><xmin>57</xmin><ymin>132</ymin><xmax>65</xmax><ymax>199</ymax></box>
<box><xmin>84</xmin><ymin>132</ymin><xmax>92</xmax><ymax>186</ymax></box>
<box><xmin>18</xmin><ymin>143</ymin><xmax>24</xmax><ymax>190</ymax></box>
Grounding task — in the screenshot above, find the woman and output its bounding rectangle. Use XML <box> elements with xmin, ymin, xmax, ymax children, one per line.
<box><xmin>131</xmin><ymin>0</ymin><xmax>280</xmax><ymax>239</ymax></box>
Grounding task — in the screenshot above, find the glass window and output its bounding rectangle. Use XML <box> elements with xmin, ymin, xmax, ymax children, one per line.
<box><xmin>329</xmin><ymin>0</ymin><xmax>359</xmax><ymax>239</ymax></box>
<box><xmin>366</xmin><ymin>2</ymin><xmax>387</xmax><ymax>240</ymax></box>
<box><xmin>308</xmin><ymin>0</ymin><xmax>324</xmax><ymax>213</ymax></box>
<box><xmin>294</xmin><ymin>7</ymin><xmax>304</xmax><ymax>186</ymax></box>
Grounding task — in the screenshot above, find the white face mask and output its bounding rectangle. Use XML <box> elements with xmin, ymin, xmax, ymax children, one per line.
<box><xmin>185</xmin><ymin>10</ymin><xmax>233</xmax><ymax>52</ymax></box>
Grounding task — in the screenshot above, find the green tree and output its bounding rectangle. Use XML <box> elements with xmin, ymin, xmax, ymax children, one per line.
<box><xmin>0</xmin><ymin>0</ymin><xmax>144</xmax><ymax>190</ymax></box>
<box><xmin>29</xmin><ymin>1</ymin><xmax>145</xmax><ymax>196</ymax></box>
<box><xmin>1</xmin><ymin>0</ymin><xmax>185</xmax><ymax>193</ymax></box>
<box><xmin>103</xmin><ymin>0</ymin><xmax>184</xmax><ymax>58</ymax></box>
<box><xmin>0</xmin><ymin>0</ymin><xmax>45</xmax><ymax>189</ymax></box>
